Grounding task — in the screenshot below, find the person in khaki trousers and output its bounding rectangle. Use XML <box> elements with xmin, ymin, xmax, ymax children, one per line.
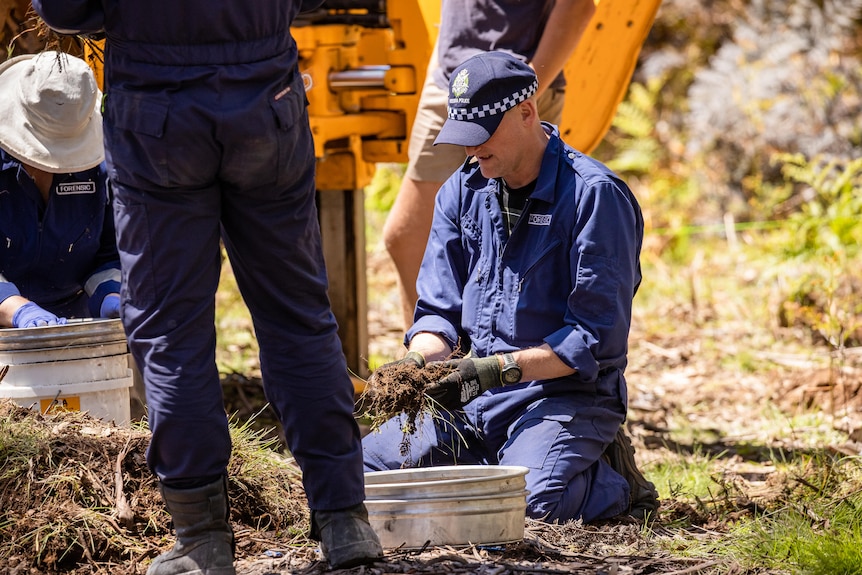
<box><xmin>383</xmin><ymin>0</ymin><xmax>597</xmax><ymax>331</ymax></box>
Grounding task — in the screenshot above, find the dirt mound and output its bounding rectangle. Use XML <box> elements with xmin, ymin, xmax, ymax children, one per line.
<box><xmin>0</xmin><ymin>400</ymin><xmax>309</xmax><ymax>574</ymax></box>
<box><xmin>0</xmin><ymin>401</ymin><xmax>160</xmax><ymax>572</ymax></box>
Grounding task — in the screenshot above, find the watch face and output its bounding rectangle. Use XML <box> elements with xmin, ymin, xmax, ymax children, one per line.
<box><xmin>503</xmin><ymin>368</ymin><xmax>521</xmax><ymax>384</ymax></box>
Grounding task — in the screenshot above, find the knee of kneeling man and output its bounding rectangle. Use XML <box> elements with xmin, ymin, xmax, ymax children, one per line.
<box><xmin>525</xmin><ymin>492</ymin><xmax>577</xmax><ymax>523</ymax></box>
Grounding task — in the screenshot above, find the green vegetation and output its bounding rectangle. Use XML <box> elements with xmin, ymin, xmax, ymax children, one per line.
<box><xmin>669</xmin><ymin>454</ymin><xmax>862</xmax><ymax>574</ymax></box>
<box><xmin>572</xmin><ymin>2</ymin><xmax>862</xmax><ymax>570</ymax></box>
<box><xmin>215</xmin><ymin>248</ymin><xmax>259</xmax><ymax>377</ymax></box>
<box><xmin>649</xmin><ymin>450</ymin><xmax>718</xmax><ymax>503</ymax></box>
<box><xmin>226</xmin><ymin>412</ymin><xmax>310</xmax><ymax>537</ymax></box>
<box><xmin>0</xmin><ymin>405</ymin><xmax>42</xmax><ymax>481</ymax></box>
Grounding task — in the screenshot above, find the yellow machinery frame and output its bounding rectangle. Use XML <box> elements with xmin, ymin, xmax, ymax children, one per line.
<box><xmin>83</xmin><ymin>0</ymin><xmax>662</xmax><ymax>379</ymax></box>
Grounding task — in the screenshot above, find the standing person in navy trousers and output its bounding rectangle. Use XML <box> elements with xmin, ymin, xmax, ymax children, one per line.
<box><xmin>33</xmin><ymin>2</ymin><xmax>382</xmax><ymax>573</ymax></box>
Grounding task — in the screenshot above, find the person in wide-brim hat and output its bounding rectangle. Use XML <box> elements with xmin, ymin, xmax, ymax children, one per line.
<box><xmin>0</xmin><ymin>50</ymin><xmax>120</xmax><ymax>333</ymax></box>
<box><xmin>0</xmin><ymin>51</ymin><xmax>103</xmax><ymax>173</ymax></box>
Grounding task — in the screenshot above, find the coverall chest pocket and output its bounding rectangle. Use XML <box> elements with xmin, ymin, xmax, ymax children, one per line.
<box><xmin>53</xmin><ymin>225</ymin><xmax>100</xmax><ymax>272</ymax></box>
<box><xmin>459</xmin><ymin>213</ymin><xmax>484</xmax><ymax>275</ymax></box>
<box><xmin>0</xmin><ymin>226</ymin><xmax>28</xmax><ymax>278</ymax></box>
<box><xmin>459</xmin><ymin>213</ymin><xmax>490</xmax><ymax>330</ymax></box>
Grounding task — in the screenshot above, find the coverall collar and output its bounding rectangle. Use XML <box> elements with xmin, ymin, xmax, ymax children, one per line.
<box><xmin>525</xmin><ymin>122</ymin><xmax>563</xmax><ymax>205</ymax></box>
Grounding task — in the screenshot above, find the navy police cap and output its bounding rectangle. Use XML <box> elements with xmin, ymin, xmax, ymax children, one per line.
<box><xmin>434</xmin><ymin>51</ymin><xmax>538</xmax><ymax>147</ymax></box>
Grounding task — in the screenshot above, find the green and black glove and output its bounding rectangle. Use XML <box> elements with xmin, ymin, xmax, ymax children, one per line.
<box><xmin>425</xmin><ymin>356</ymin><xmax>502</xmax><ymax>409</ymax></box>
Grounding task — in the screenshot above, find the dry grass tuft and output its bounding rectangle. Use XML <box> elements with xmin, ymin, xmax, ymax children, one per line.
<box><xmin>0</xmin><ymin>400</ymin><xmax>310</xmax><ymax>573</ymax></box>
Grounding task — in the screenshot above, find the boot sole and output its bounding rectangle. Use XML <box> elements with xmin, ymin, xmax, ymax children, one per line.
<box><xmin>325</xmin><ymin>541</ymin><xmax>383</xmax><ymax>570</ymax></box>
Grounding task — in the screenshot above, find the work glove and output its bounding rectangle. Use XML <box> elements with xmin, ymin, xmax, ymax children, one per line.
<box><xmin>425</xmin><ymin>356</ymin><xmax>502</xmax><ymax>410</ymax></box>
<box><xmin>363</xmin><ymin>351</ymin><xmax>426</xmax><ymax>403</ymax></box>
<box><xmin>12</xmin><ymin>302</ymin><xmax>67</xmax><ymax>328</ymax></box>
<box><xmin>368</xmin><ymin>351</ymin><xmax>425</xmax><ymax>386</ymax></box>
<box><xmin>99</xmin><ymin>294</ymin><xmax>121</xmax><ymax>319</ymax></box>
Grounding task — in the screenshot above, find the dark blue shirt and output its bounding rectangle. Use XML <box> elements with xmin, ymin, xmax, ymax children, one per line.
<box><xmin>434</xmin><ymin>0</ymin><xmax>562</xmax><ymax>90</ymax></box>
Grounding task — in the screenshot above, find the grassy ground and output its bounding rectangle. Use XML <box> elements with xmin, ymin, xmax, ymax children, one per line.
<box><xmin>4</xmin><ymin>172</ymin><xmax>854</xmax><ymax>574</ymax></box>
<box><xmin>206</xmin><ymin>164</ymin><xmax>862</xmax><ymax>574</ymax></box>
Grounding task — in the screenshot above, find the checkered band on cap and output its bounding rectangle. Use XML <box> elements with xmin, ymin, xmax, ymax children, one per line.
<box><xmin>448</xmin><ymin>79</ymin><xmax>539</xmax><ymax>121</ymax></box>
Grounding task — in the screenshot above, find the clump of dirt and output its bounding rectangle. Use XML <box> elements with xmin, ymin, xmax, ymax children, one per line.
<box><xmin>358</xmin><ymin>361</ymin><xmax>456</xmax><ymax>453</ymax></box>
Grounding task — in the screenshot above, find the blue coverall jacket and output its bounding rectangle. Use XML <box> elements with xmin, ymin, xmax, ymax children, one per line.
<box><xmin>0</xmin><ymin>149</ymin><xmax>120</xmax><ymax>318</ymax></box>
<box><xmin>34</xmin><ymin>0</ymin><xmax>365</xmax><ymax>511</ymax></box>
<box><xmin>364</xmin><ymin>124</ymin><xmax>645</xmax><ymax>522</ymax></box>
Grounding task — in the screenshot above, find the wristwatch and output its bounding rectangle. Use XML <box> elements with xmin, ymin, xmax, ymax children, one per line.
<box><xmin>500</xmin><ymin>352</ymin><xmax>522</xmax><ymax>385</ymax></box>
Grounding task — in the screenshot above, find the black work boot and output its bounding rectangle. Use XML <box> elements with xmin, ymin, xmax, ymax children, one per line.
<box><xmin>147</xmin><ymin>476</ymin><xmax>236</xmax><ymax>575</ymax></box>
<box><xmin>604</xmin><ymin>426</ymin><xmax>660</xmax><ymax>522</ymax></box>
<box><xmin>310</xmin><ymin>502</ymin><xmax>383</xmax><ymax>569</ymax></box>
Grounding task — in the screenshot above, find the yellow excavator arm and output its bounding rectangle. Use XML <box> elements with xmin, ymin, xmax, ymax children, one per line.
<box><xmin>560</xmin><ymin>0</ymin><xmax>663</xmax><ymax>152</ymax></box>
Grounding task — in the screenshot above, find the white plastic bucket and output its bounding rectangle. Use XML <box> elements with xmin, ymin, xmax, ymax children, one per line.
<box><xmin>364</xmin><ymin>465</ymin><xmax>529</xmax><ymax>549</ymax></box>
<box><xmin>0</xmin><ymin>318</ymin><xmax>132</xmax><ymax>426</ymax></box>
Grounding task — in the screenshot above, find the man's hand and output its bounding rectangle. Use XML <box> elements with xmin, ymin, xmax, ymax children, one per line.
<box><xmin>100</xmin><ymin>294</ymin><xmax>121</xmax><ymax>319</ymax></box>
<box><xmin>373</xmin><ymin>351</ymin><xmax>425</xmax><ymax>374</ymax></box>
<box><xmin>12</xmin><ymin>302</ymin><xmax>67</xmax><ymax>328</ymax></box>
<box><xmin>425</xmin><ymin>356</ymin><xmax>502</xmax><ymax>409</ymax></box>
<box><xmin>366</xmin><ymin>351</ymin><xmax>426</xmax><ymax>391</ymax></box>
